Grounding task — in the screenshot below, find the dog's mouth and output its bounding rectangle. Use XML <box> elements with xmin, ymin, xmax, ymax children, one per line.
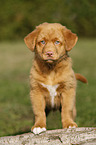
<box><xmin>44</xmin><ymin>58</ymin><xmax>56</xmax><ymax>63</ymax></box>
<box><xmin>42</xmin><ymin>51</ymin><xmax>58</xmax><ymax>63</ymax></box>
<box><xmin>43</xmin><ymin>54</ymin><xmax>58</xmax><ymax>63</ymax></box>
<box><xmin>43</xmin><ymin>53</ymin><xmax>68</xmax><ymax>64</ymax></box>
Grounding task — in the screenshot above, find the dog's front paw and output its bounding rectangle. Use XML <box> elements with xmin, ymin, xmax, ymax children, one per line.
<box><xmin>32</xmin><ymin>127</ymin><xmax>46</xmax><ymax>134</ymax></box>
<box><xmin>69</xmin><ymin>125</ymin><xmax>77</xmax><ymax>128</ymax></box>
<box><xmin>62</xmin><ymin>120</ymin><xmax>77</xmax><ymax>128</ymax></box>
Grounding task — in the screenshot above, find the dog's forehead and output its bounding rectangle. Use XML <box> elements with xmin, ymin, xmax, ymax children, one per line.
<box><xmin>37</xmin><ymin>24</ymin><xmax>64</xmax><ymax>40</ymax></box>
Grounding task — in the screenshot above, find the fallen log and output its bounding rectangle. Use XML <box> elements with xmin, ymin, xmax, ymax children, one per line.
<box><xmin>0</xmin><ymin>127</ymin><xmax>96</xmax><ymax>145</ymax></box>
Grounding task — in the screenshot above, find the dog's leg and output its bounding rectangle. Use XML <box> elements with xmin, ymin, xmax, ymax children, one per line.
<box><xmin>30</xmin><ymin>90</ymin><xmax>46</xmax><ymax>134</ymax></box>
<box><xmin>73</xmin><ymin>103</ymin><xmax>76</xmax><ymax>121</ymax></box>
<box><xmin>61</xmin><ymin>88</ymin><xmax>77</xmax><ymax>128</ymax></box>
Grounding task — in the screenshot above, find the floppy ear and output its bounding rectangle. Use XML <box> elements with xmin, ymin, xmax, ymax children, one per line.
<box><xmin>24</xmin><ymin>28</ymin><xmax>39</xmax><ymax>51</ymax></box>
<box><xmin>63</xmin><ymin>28</ymin><xmax>78</xmax><ymax>51</ymax></box>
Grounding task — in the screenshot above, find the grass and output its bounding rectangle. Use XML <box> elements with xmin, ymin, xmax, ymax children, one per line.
<box><xmin>0</xmin><ymin>39</ymin><xmax>96</xmax><ymax>137</ymax></box>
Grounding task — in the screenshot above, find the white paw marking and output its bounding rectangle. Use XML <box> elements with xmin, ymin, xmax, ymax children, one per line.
<box><xmin>33</xmin><ymin>127</ymin><xmax>46</xmax><ymax>134</ymax></box>
<box><xmin>41</xmin><ymin>83</ymin><xmax>59</xmax><ymax>107</ymax></box>
<box><xmin>69</xmin><ymin>126</ymin><xmax>76</xmax><ymax>128</ymax></box>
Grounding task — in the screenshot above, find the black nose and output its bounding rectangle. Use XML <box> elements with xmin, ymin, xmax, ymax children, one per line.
<box><xmin>46</xmin><ymin>51</ymin><xmax>53</xmax><ymax>57</ymax></box>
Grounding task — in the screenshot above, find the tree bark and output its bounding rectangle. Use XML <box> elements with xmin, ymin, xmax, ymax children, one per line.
<box><xmin>0</xmin><ymin>127</ymin><xmax>96</xmax><ymax>145</ymax></box>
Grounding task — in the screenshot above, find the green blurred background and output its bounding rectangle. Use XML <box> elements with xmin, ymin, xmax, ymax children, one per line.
<box><xmin>0</xmin><ymin>0</ymin><xmax>96</xmax><ymax>137</ymax></box>
<box><xmin>0</xmin><ymin>0</ymin><xmax>96</xmax><ymax>40</ymax></box>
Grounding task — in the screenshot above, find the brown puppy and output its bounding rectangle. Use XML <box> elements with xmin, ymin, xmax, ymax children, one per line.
<box><xmin>24</xmin><ymin>23</ymin><xmax>87</xmax><ymax>134</ymax></box>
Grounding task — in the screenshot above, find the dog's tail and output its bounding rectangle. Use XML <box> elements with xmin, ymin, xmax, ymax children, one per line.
<box><xmin>75</xmin><ymin>73</ymin><xmax>88</xmax><ymax>83</ymax></box>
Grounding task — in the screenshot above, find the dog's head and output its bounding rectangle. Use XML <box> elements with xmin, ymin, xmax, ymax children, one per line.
<box><xmin>24</xmin><ymin>23</ymin><xmax>78</xmax><ymax>63</ymax></box>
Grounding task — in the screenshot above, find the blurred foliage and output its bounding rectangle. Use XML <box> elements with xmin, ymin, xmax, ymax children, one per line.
<box><xmin>0</xmin><ymin>0</ymin><xmax>96</xmax><ymax>40</ymax></box>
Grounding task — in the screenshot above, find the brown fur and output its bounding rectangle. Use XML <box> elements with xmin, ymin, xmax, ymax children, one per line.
<box><xmin>24</xmin><ymin>23</ymin><xmax>87</xmax><ymax>132</ymax></box>
<box><xmin>75</xmin><ymin>73</ymin><xmax>88</xmax><ymax>83</ymax></box>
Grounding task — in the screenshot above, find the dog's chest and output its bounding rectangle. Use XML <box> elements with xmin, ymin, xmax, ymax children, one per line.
<box><xmin>41</xmin><ymin>83</ymin><xmax>59</xmax><ymax>107</ymax></box>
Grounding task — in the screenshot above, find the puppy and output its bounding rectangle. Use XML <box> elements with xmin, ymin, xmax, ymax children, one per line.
<box><xmin>24</xmin><ymin>23</ymin><xmax>87</xmax><ymax>134</ymax></box>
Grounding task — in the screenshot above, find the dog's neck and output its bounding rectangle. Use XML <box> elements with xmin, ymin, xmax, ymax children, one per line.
<box><xmin>34</xmin><ymin>53</ymin><xmax>71</xmax><ymax>74</ymax></box>
<box><xmin>34</xmin><ymin>57</ymin><xmax>56</xmax><ymax>72</ymax></box>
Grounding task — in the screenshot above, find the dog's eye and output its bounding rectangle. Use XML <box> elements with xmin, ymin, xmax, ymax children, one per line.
<box><xmin>40</xmin><ymin>40</ymin><xmax>45</xmax><ymax>44</ymax></box>
<box><xmin>55</xmin><ymin>41</ymin><xmax>60</xmax><ymax>45</ymax></box>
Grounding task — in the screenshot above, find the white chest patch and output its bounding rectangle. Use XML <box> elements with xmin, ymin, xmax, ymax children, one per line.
<box><xmin>41</xmin><ymin>83</ymin><xmax>59</xmax><ymax>107</ymax></box>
